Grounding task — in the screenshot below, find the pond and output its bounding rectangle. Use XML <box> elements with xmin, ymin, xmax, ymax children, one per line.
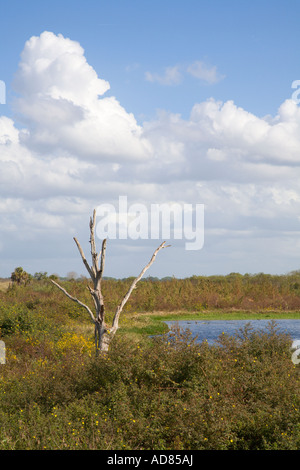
<box><xmin>164</xmin><ymin>319</ymin><xmax>300</xmax><ymax>346</ymax></box>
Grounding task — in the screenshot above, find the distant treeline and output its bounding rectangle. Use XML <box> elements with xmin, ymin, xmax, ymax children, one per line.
<box><xmin>4</xmin><ymin>270</ymin><xmax>300</xmax><ymax>312</ymax></box>
<box><xmin>101</xmin><ymin>271</ymin><xmax>300</xmax><ymax>311</ymax></box>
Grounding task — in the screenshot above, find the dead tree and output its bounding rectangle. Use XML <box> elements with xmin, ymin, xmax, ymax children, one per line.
<box><xmin>51</xmin><ymin>209</ymin><xmax>168</xmax><ymax>353</ymax></box>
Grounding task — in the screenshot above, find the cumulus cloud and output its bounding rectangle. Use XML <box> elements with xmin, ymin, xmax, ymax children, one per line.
<box><xmin>142</xmin><ymin>97</ymin><xmax>300</xmax><ymax>185</ymax></box>
<box><xmin>14</xmin><ymin>31</ymin><xmax>110</xmax><ymax>105</ymax></box>
<box><xmin>13</xmin><ymin>31</ymin><xmax>151</xmax><ymax>162</ymax></box>
<box><xmin>1</xmin><ymin>31</ymin><xmax>300</xmax><ymax>276</ymax></box>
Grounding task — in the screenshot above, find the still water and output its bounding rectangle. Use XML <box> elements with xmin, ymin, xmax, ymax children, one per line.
<box><xmin>165</xmin><ymin>319</ymin><xmax>300</xmax><ymax>345</ymax></box>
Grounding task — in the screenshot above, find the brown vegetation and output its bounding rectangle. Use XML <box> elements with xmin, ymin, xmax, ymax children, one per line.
<box><xmin>0</xmin><ymin>273</ymin><xmax>300</xmax><ymax>449</ymax></box>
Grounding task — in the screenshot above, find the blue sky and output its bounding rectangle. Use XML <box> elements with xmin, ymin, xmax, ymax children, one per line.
<box><xmin>2</xmin><ymin>0</ymin><xmax>299</xmax><ymax>119</ymax></box>
<box><xmin>1</xmin><ymin>0</ymin><xmax>300</xmax><ymax>278</ymax></box>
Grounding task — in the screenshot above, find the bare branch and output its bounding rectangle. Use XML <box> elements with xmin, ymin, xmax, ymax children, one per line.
<box><xmin>87</xmin><ymin>284</ymin><xmax>99</xmax><ymax>311</ymax></box>
<box><xmin>73</xmin><ymin>237</ymin><xmax>95</xmax><ymax>282</ymax></box>
<box><xmin>96</xmin><ymin>238</ymin><xmax>107</xmax><ymax>284</ymax></box>
<box><xmin>89</xmin><ymin>209</ymin><xmax>98</xmax><ymax>273</ymax></box>
<box><xmin>50</xmin><ymin>279</ymin><xmax>96</xmax><ymax>323</ymax></box>
<box><xmin>112</xmin><ymin>241</ymin><xmax>169</xmax><ymax>331</ymax></box>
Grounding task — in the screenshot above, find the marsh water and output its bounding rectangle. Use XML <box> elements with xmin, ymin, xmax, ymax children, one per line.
<box><xmin>165</xmin><ymin>319</ymin><xmax>300</xmax><ymax>345</ymax></box>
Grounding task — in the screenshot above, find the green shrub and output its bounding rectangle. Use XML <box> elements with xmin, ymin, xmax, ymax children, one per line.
<box><xmin>1</xmin><ymin>278</ymin><xmax>300</xmax><ymax>450</ymax></box>
<box><xmin>0</xmin><ymin>310</ymin><xmax>36</xmax><ymax>336</ymax></box>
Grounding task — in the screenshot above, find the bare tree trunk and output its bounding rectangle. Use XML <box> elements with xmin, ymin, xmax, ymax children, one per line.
<box><xmin>51</xmin><ymin>209</ymin><xmax>168</xmax><ymax>354</ymax></box>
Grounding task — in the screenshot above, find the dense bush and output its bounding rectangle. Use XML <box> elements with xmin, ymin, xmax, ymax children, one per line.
<box><xmin>0</xmin><ymin>278</ymin><xmax>300</xmax><ymax>449</ymax></box>
<box><xmin>0</xmin><ymin>316</ymin><xmax>299</xmax><ymax>449</ymax></box>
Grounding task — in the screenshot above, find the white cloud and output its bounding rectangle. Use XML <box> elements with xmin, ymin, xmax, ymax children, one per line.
<box><xmin>1</xmin><ymin>31</ymin><xmax>300</xmax><ymax>277</ymax></box>
<box><xmin>14</xmin><ymin>31</ymin><xmax>110</xmax><ymax>106</ymax></box>
<box><xmin>187</xmin><ymin>60</ymin><xmax>225</xmax><ymax>84</ymax></box>
<box><xmin>145</xmin><ymin>60</ymin><xmax>225</xmax><ymax>86</ymax></box>
<box><xmin>13</xmin><ymin>31</ymin><xmax>152</xmax><ymax>162</ymax></box>
<box><xmin>145</xmin><ymin>65</ymin><xmax>182</xmax><ymax>85</ymax></box>
<box><xmin>142</xmin><ymin>97</ymin><xmax>300</xmax><ymax>184</ymax></box>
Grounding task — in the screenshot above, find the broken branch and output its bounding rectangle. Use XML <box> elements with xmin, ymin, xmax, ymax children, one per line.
<box><xmin>50</xmin><ymin>279</ymin><xmax>96</xmax><ymax>323</ymax></box>
<box><xmin>112</xmin><ymin>241</ymin><xmax>169</xmax><ymax>331</ymax></box>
